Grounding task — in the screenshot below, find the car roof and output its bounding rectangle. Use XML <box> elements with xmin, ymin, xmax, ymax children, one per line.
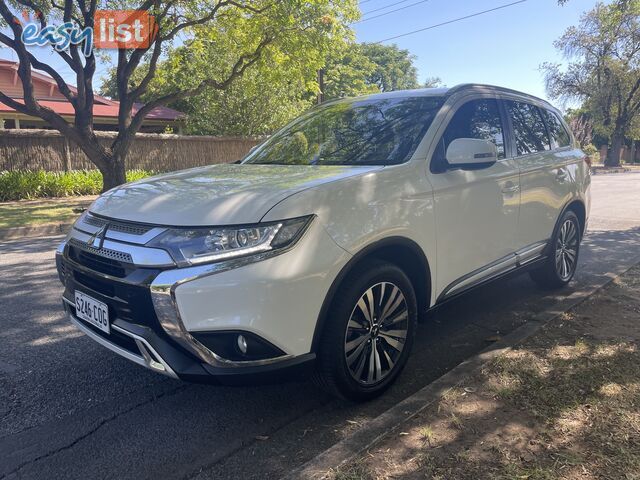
<box><xmin>344</xmin><ymin>84</ymin><xmax>555</xmax><ymax>110</ymax></box>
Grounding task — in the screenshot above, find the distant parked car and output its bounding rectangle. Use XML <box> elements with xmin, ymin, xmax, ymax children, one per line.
<box><xmin>56</xmin><ymin>84</ymin><xmax>590</xmax><ymax>400</ymax></box>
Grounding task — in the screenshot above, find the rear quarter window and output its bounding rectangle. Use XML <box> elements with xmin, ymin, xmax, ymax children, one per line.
<box><xmin>542</xmin><ymin>109</ymin><xmax>571</xmax><ymax>149</ymax></box>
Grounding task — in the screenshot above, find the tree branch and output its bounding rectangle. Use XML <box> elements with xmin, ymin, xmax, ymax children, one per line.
<box><xmin>112</xmin><ymin>34</ymin><xmax>272</xmax><ymax>158</ymax></box>
<box><xmin>0</xmin><ymin>32</ymin><xmax>76</xmax><ymax>103</ymax></box>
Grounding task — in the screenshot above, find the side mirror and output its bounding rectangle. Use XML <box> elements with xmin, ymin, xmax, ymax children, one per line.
<box><xmin>445</xmin><ymin>138</ymin><xmax>498</xmax><ymax>169</ymax></box>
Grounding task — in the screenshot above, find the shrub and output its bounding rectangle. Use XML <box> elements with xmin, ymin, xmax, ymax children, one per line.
<box><xmin>0</xmin><ymin>170</ymin><xmax>154</xmax><ymax>202</ymax></box>
<box><xmin>582</xmin><ymin>144</ymin><xmax>600</xmax><ymax>164</ymax></box>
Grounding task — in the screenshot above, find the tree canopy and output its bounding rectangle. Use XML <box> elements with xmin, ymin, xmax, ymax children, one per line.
<box><xmin>100</xmin><ymin>39</ymin><xmax>434</xmax><ymax>136</ymax></box>
<box><xmin>0</xmin><ymin>0</ymin><xmax>358</xmax><ymax>189</ymax></box>
<box><xmin>542</xmin><ymin>0</ymin><xmax>640</xmax><ymax>165</ymax></box>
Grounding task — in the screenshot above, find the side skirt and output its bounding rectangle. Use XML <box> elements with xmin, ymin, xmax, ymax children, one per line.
<box><xmin>433</xmin><ymin>244</ymin><xmax>548</xmax><ymax>307</ymax></box>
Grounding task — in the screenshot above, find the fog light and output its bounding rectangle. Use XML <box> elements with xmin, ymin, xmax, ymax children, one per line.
<box><xmin>237</xmin><ymin>335</ymin><xmax>248</xmax><ymax>355</ymax></box>
<box><xmin>192</xmin><ymin>331</ymin><xmax>286</xmax><ymax>361</ymax></box>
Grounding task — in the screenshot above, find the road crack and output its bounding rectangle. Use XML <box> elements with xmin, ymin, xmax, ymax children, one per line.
<box><xmin>1</xmin><ymin>384</ymin><xmax>188</xmax><ymax>479</ymax></box>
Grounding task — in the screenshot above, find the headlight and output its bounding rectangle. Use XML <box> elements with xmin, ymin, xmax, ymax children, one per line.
<box><xmin>148</xmin><ymin>215</ymin><xmax>314</xmax><ymax>265</ymax></box>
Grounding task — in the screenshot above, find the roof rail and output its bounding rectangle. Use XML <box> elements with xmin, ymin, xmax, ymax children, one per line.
<box><xmin>446</xmin><ymin>83</ymin><xmax>552</xmax><ymax>107</ymax></box>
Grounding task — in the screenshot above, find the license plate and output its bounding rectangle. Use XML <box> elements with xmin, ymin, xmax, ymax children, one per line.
<box><xmin>75</xmin><ymin>291</ymin><xmax>110</xmax><ymax>334</ymax></box>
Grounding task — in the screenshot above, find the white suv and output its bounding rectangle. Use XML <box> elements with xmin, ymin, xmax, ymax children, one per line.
<box><xmin>56</xmin><ymin>84</ymin><xmax>590</xmax><ymax>400</ymax></box>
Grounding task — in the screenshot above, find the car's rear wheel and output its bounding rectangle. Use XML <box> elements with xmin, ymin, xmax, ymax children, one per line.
<box><xmin>314</xmin><ymin>259</ymin><xmax>417</xmax><ymax>401</ymax></box>
<box><xmin>530</xmin><ymin>210</ymin><xmax>581</xmax><ymax>289</ymax></box>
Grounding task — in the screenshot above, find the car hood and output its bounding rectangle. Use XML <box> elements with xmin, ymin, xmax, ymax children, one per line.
<box><xmin>89</xmin><ymin>164</ymin><xmax>382</xmax><ymax>226</ymax></box>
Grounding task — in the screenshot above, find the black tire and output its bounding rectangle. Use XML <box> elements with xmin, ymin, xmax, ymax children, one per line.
<box><xmin>314</xmin><ymin>259</ymin><xmax>417</xmax><ymax>401</ymax></box>
<box><xmin>530</xmin><ymin>210</ymin><xmax>581</xmax><ymax>290</ymax></box>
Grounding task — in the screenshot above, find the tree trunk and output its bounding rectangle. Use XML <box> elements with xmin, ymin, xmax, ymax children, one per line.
<box><xmin>99</xmin><ymin>158</ymin><xmax>127</xmax><ymax>192</ymax></box>
<box><xmin>606</xmin><ymin>133</ymin><xmax>625</xmax><ymax>167</ymax></box>
<box><xmin>85</xmin><ymin>149</ymin><xmax>126</xmax><ymax>192</ymax></box>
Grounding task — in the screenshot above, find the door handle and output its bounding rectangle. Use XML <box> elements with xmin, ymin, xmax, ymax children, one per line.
<box><xmin>501</xmin><ymin>183</ymin><xmax>520</xmax><ymax>194</ymax></box>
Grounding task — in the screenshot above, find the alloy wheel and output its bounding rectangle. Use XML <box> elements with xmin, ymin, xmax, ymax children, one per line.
<box><xmin>344</xmin><ymin>282</ymin><xmax>409</xmax><ymax>385</ymax></box>
<box><xmin>555</xmin><ymin>219</ymin><xmax>579</xmax><ymax>280</ymax></box>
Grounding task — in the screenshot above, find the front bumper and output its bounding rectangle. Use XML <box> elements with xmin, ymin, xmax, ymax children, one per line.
<box><xmin>62</xmin><ymin>298</ymin><xmax>315</xmax><ymax>384</ymax></box>
<box><xmin>56</xmin><ymin>213</ymin><xmax>348</xmax><ymax>383</ymax></box>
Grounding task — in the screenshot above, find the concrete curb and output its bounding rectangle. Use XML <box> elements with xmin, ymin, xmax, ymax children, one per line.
<box><xmin>286</xmin><ymin>260</ymin><xmax>640</xmax><ymax>480</ymax></box>
<box><xmin>590</xmin><ymin>166</ymin><xmax>640</xmax><ymax>175</ymax></box>
<box><xmin>0</xmin><ymin>223</ymin><xmax>72</xmax><ymax>240</ymax></box>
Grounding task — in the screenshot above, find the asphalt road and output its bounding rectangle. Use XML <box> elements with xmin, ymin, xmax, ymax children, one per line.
<box><xmin>1</xmin><ymin>172</ymin><xmax>639</xmax><ymax>480</ymax></box>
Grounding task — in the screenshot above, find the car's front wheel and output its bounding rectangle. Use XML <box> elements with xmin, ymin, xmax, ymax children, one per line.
<box><xmin>314</xmin><ymin>259</ymin><xmax>417</xmax><ymax>401</ymax></box>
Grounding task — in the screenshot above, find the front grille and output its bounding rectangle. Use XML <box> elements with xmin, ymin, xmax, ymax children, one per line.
<box><xmin>69</xmin><ymin>238</ymin><xmax>133</xmax><ymax>263</ymax></box>
<box><xmin>84</xmin><ymin>214</ymin><xmax>154</xmax><ymax>236</ymax></box>
<box><xmin>74</xmin><ymin>270</ymin><xmax>115</xmax><ymax>297</ymax></box>
<box><xmin>68</xmin><ymin>239</ymin><xmax>131</xmax><ymax>277</ymax></box>
<box><xmin>60</xmin><ymin>257</ymin><xmax>165</xmax><ymax>334</ymax></box>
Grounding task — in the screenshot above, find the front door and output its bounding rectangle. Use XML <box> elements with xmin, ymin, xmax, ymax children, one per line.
<box><xmin>428</xmin><ymin>97</ymin><xmax>520</xmax><ymax>300</ymax></box>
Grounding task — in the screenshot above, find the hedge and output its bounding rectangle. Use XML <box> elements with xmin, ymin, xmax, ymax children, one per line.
<box><xmin>0</xmin><ymin>170</ymin><xmax>153</xmax><ymax>201</ymax></box>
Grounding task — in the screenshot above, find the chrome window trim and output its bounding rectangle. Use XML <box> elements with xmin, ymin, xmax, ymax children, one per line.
<box><xmin>65</xmin><ymin>300</ymin><xmax>178</xmax><ymax>379</ymax></box>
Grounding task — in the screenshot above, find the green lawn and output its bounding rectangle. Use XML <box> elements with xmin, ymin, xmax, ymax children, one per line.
<box><xmin>0</xmin><ymin>197</ymin><xmax>94</xmax><ymax>229</ymax></box>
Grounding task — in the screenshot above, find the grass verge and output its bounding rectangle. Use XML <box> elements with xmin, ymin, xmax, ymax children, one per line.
<box><xmin>0</xmin><ymin>196</ymin><xmax>95</xmax><ymax>229</ymax></box>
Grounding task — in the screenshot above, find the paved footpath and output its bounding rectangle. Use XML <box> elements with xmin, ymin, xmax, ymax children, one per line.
<box><xmin>1</xmin><ymin>172</ymin><xmax>639</xmax><ymax>480</ymax></box>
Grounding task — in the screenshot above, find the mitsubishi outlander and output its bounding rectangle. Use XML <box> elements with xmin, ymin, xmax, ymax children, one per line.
<box><xmin>56</xmin><ymin>84</ymin><xmax>590</xmax><ymax>400</ymax></box>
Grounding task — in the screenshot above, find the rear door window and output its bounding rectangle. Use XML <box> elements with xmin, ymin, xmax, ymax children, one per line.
<box><xmin>505</xmin><ymin>101</ymin><xmax>551</xmax><ymax>155</ymax></box>
<box><xmin>542</xmin><ymin>109</ymin><xmax>571</xmax><ymax>149</ymax></box>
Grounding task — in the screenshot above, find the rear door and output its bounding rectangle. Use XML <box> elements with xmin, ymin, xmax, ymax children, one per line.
<box><xmin>428</xmin><ymin>97</ymin><xmax>521</xmax><ymax>300</ymax></box>
<box><xmin>504</xmin><ymin>100</ymin><xmax>571</xmax><ymax>259</ymax></box>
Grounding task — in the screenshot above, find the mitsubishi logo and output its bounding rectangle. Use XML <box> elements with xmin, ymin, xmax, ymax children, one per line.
<box><xmin>87</xmin><ymin>224</ymin><xmax>108</xmax><ymax>249</ymax></box>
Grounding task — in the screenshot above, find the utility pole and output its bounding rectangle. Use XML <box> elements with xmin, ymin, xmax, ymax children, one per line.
<box><xmin>317</xmin><ymin>69</ymin><xmax>325</xmax><ymax>105</ymax></box>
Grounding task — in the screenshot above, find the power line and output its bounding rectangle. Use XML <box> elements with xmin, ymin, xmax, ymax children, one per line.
<box><xmin>374</xmin><ymin>0</ymin><xmax>528</xmax><ymax>43</ymax></box>
<box><xmin>354</xmin><ymin>0</ymin><xmax>432</xmax><ymax>23</ymax></box>
<box><xmin>362</xmin><ymin>0</ymin><xmax>414</xmax><ymax>16</ymax></box>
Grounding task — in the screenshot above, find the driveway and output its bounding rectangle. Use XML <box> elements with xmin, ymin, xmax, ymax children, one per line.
<box><xmin>1</xmin><ymin>172</ymin><xmax>639</xmax><ymax>480</ymax></box>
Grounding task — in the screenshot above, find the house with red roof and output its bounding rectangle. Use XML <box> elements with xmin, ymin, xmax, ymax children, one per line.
<box><xmin>0</xmin><ymin>59</ymin><xmax>183</xmax><ymax>132</ymax></box>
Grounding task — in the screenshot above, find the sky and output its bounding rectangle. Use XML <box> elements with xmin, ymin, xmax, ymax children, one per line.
<box><xmin>0</xmin><ymin>0</ymin><xmax>601</xmax><ymax>105</ymax></box>
<box><xmin>353</xmin><ymin>0</ymin><xmax>600</xmax><ymax>102</ymax></box>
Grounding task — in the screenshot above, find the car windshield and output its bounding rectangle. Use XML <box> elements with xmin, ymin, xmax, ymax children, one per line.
<box><xmin>243</xmin><ymin>96</ymin><xmax>444</xmax><ymax>166</ymax></box>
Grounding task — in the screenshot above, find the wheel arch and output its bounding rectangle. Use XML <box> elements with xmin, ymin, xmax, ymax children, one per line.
<box><xmin>542</xmin><ymin>199</ymin><xmax>586</xmax><ymax>258</ymax></box>
<box><xmin>565</xmin><ymin>199</ymin><xmax>587</xmax><ymax>237</ymax></box>
<box><xmin>560</xmin><ymin>199</ymin><xmax>587</xmax><ymax>238</ymax></box>
<box><xmin>311</xmin><ymin>236</ymin><xmax>432</xmax><ymax>352</ymax></box>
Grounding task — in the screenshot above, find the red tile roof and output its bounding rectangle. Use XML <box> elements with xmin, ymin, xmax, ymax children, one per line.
<box><xmin>0</xmin><ymin>60</ymin><xmax>183</xmax><ymax>122</ymax></box>
<box><xmin>0</xmin><ymin>98</ymin><xmax>184</xmax><ymax>121</ymax></box>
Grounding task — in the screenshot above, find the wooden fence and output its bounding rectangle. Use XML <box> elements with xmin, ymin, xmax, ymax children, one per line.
<box><xmin>0</xmin><ymin>129</ymin><xmax>264</xmax><ymax>172</ymax></box>
<box><xmin>598</xmin><ymin>143</ymin><xmax>639</xmax><ymax>164</ymax></box>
